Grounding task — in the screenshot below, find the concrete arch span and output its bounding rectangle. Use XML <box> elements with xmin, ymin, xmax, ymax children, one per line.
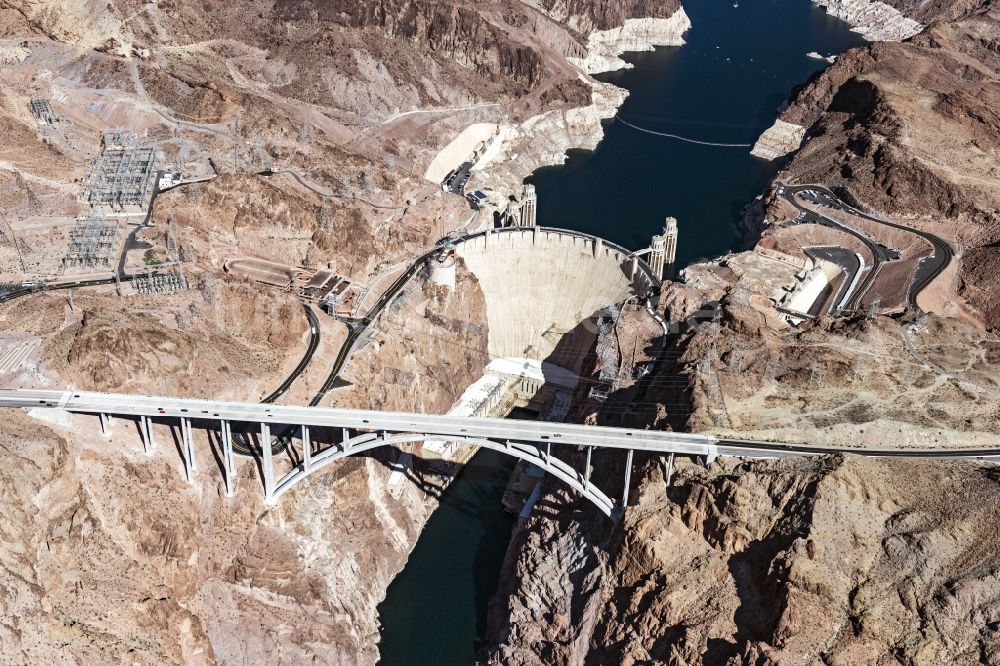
<box><xmin>271</xmin><ymin>431</ymin><xmax>616</xmax><ymax>516</ymax></box>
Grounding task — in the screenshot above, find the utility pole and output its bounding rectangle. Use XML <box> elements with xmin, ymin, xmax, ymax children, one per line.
<box><xmin>867</xmin><ymin>297</ymin><xmax>881</xmax><ymax>320</ymax></box>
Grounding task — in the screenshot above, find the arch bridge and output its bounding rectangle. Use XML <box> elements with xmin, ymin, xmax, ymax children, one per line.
<box><xmin>3</xmin><ymin>390</ymin><xmax>998</xmax><ymax>519</ymax></box>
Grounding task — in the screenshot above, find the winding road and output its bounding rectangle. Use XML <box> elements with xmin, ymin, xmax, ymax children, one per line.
<box><xmin>308</xmin><ymin>245</ymin><xmax>442</xmax><ymax>406</ymax></box>
<box><xmin>779</xmin><ymin>184</ymin><xmax>954</xmax><ymax>312</ymax></box>
<box><xmin>260</xmin><ymin>303</ymin><xmax>321</xmax><ymax>404</ymax></box>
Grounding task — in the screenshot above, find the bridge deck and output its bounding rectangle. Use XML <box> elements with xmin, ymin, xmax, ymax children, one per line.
<box><xmin>3</xmin><ymin>390</ymin><xmax>999</xmax><ymax>460</ymax></box>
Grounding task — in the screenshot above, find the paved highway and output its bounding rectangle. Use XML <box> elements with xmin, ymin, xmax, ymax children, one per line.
<box><xmin>0</xmin><ymin>275</ymin><xmax>137</xmax><ymax>303</ymax></box>
<box><xmin>5</xmin><ymin>389</ymin><xmax>1000</xmax><ymax>462</ymax></box>
<box><xmin>781</xmin><ymin>185</ymin><xmax>887</xmax><ymax>312</ymax></box>
<box><xmin>444</xmin><ymin>162</ymin><xmax>473</xmax><ymax>195</ymax></box>
<box><xmin>260</xmin><ymin>303</ymin><xmax>321</xmax><ymax>404</ymax></box>
<box><xmin>781</xmin><ymin>184</ymin><xmax>953</xmax><ymax>310</ymax></box>
<box><xmin>308</xmin><ymin>244</ymin><xmax>443</xmax><ymax>406</ymax></box>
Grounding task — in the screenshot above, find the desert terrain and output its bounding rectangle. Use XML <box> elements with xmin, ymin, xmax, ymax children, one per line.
<box><xmin>0</xmin><ymin>0</ymin><xmax>998</xmax><ymax>663</ymax></box>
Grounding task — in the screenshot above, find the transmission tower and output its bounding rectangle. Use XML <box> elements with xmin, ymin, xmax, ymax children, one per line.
<box><xmin>319</xmin><ymin>197</ymin><xmax>333</xmax><ymax>231</ymax></box>
<box><xmin>726</xmin><ymin>341</ymin><xmax>746</xmax><ymax>374</ymax></box>
<box><xmin>867</xmin><ymin>297</ymin><xmax>881</xmax><ymax>320</ymax></box>
<box><xmin>14</xmin><ymin>171</ymin><xmax>40</xmax><ymax>211</ymax></box>
<box><xmin>232</xmin><ymin>115</ymin><xmax>243</xmax><ymax>173</ymax></box>
<box><xmin>300</xmin><ymin>123</ymin><xmax>315</xmax><ymax>149</ymax></box>
<box><xmin>178</xmin><ymin>141</ymin><xmax>192</xmax><ymax>165</ymax></box>
<box><xmin>167</xmin><ymin>212</ymin><xmax>179</xmax><ymax>259</ymax></box>
<box><xmin>854</xmin><ymin>356</ymin><xmax>870</xmax><ymax>381</ymax></box>
<box><xmin>730</xmin><ymin>284</ymin><xmax>750</xmax><ymax>307</ymax></box>
<box><xmin>764</xmin><ymin>359</ymin><xmax>780</xmax><ymax>383</ymax></box>
<box><xmin>188</xmin><ymin>182</ymin><xmax>202</xmax><ymax>207</ymax></box>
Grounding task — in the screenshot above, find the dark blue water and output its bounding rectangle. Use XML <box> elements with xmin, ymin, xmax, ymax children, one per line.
<box><xmin>376</xmin><ymin>3</ymin><xmax>866</xmax><ymax>664</ymax></box>
<box><xmin>528</xmin><ymin>0</ymin><xmax>866</xmax><ymax>271</ymax></box>
<box><xmin>375</xmin><ymin>447</ymin><xmax>518</xmax><ymax>665</ymax></box>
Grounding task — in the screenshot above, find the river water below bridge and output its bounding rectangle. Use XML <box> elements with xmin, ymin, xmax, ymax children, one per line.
<box><xmin>375</xmin><ymin>411</ymin><xmax>529</xmax><ymax>664</ymax></box>
<box><xmin>376</xmin><ymin>2</ymin><xmax>865</xmax><ymax>663</ymax></box>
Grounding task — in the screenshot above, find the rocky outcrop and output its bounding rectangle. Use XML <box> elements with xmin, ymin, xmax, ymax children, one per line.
<box><xmin>4</xmin><ymin>0</ymin><xmax>132</xmax><ymax>55</ymax></box>
<box><xmin>813</xmin><ymin>0</ymin><xmax>922</xmax><ymax>41</ymax></box>
<box><xmin>486</xmin><ymin>8</ymin><xmax>1000</xmax><ymax>662</ymax></box>
<box><xmin>526</xmin><ymin>0</ymin><xmax>683</xmax><ymax>33</ymax></box>
<box><xmin>769</xmin><ymin>8</ymin><xmax>1000</xmax><ymax>325</ymax></box>
<box><xmin>569</xmin><ymin>9</ymin><xmax>691</xmax><ymax>74</ymax></box>
<box><xmin>750</xmin><ymin>119</ymin><xmax>806</xmax><ymax>160</ymax></box>
<box><xmin>473</xmin><ymin>79</ymin><xmax>628</xmax><ymax>203</ymax></box>
<box><xmin>487</xmin><ymin>454</ymin><xmax>1000</xmax><ymax>664</ymax></box>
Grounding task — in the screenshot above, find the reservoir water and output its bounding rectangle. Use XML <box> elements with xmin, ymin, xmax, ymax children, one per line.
<box><xmin>529</xmin><ymin>0</ymin><xmax>867</xmax><ymax>271</ymax></box>
<box><xmin>376</xmin><ymin>2</ymin><xmax>866</xmax><ymax>663</ymax></box>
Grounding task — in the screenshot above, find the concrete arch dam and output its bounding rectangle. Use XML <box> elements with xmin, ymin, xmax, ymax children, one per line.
<box><xmin>453</xmin><ymin>227</ymin><xmax>659</xmax><ymax>377</ymax></box>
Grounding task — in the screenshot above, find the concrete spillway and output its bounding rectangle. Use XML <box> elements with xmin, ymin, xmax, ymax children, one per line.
<box><xmin>455</xmin><ymin>227</ymin><xmax>657</xmax><ymax>375</ymax></box>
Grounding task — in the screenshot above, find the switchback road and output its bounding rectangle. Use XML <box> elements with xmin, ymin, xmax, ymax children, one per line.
<box><xmin>780</xmin><ymin>184</ymin><xmax>954</xmax><ymax>311</ymax></box>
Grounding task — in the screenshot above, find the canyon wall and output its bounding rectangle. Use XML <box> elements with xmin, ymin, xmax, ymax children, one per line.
<box><xmin>0</xmin><ymin>265</ymin><xmax>492</xmax><ymax>663</ymax></box>
<box><xmin>813</xmin><ymin>0</ymin><xmax>923</xmax><ymax>42</ymax></box>
<box><xmin>772</xmin><ymin>6</ymin><xmax>1000</xmax><ymax>325</ymax></box>
<box><xmin>485</xmin><ymin>4</ymin><xmax>1000</xmax><ymax>663</ymax></box>
<box><xmin>569</xmin><ymin>9</ymin><xmax>691</xmax><ymax>74</ymax></box>
<box><xmin>0</xmin><ymin>2</ymin><xmax>695</xmax><ymax>661</ymax></box>
<box><xmin>487</xmin><ymin>455</ymin><xmax>1000</xmax><ymax>664</ymax></box>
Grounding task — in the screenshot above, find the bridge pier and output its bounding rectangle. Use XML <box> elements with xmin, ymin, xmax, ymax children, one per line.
<box><xmin>302</xmin><ymin>425</ymin><xmax>312</xmax><ymax>471</ymax></box>
<box><xmin>140</xmin><ymin>415</ymin><xmax>155</xmax><ymax>455</ymax></box>
<box><xmin>186</xmin><ymin>418</ymin><xmax>197</xmax><ymax>471</ymax></box>
<box><xmin>621</xmin><ymin>449</ymin><xmax>634</xmax><ymax>511</ymax></box>
<box><xmin>221</xmin><ymin>419</ymin><xmax>234</xmax><ymax>497</ymax></box>
<box><xmin>100</xmin><ymin>412</ymin><xmax>111</xmax><ymax>437</ymax></box>
<box><xmin>261</xmin><ymin>422</ymin><xmax>275</xmax><ymax>505</ymax></box>
<box><xmin>180</xmin><ymin>417</ymin><xmax>195</xmax><ymax>482</ymax></box>
<box><xmin>584</xmin><ymin>446</ymin><xmax>592</xmax><ymax>492</ymax></box>
<box><xmin>666</xmin><ymin>452</ymin><xmax>675</xmax><ymax>487</ymax></box>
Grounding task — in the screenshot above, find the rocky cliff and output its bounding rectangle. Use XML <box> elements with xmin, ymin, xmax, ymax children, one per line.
<box><xmin>485</xmin><ymin>282</ymin><xmax>1000</xmax><ymax>662</ymax></box>
<box><xmin>769</xmin><ymin>5</ymin><xmax>1000</xmax><ymax>325</ymax></box>
<box><xmin>0</xmin><ymin>0</ymin><xmax>700</xmax><ymax>661</ymax></box>
<box><xmin>486</xmin><ymin>454</ymin><xmax>1000</xmax><ymax>664</ymax></box>
<box><xmin>485</xmin><ymin>5</ymin><xmax>1000</xmax><ymax>663</ymax></box>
